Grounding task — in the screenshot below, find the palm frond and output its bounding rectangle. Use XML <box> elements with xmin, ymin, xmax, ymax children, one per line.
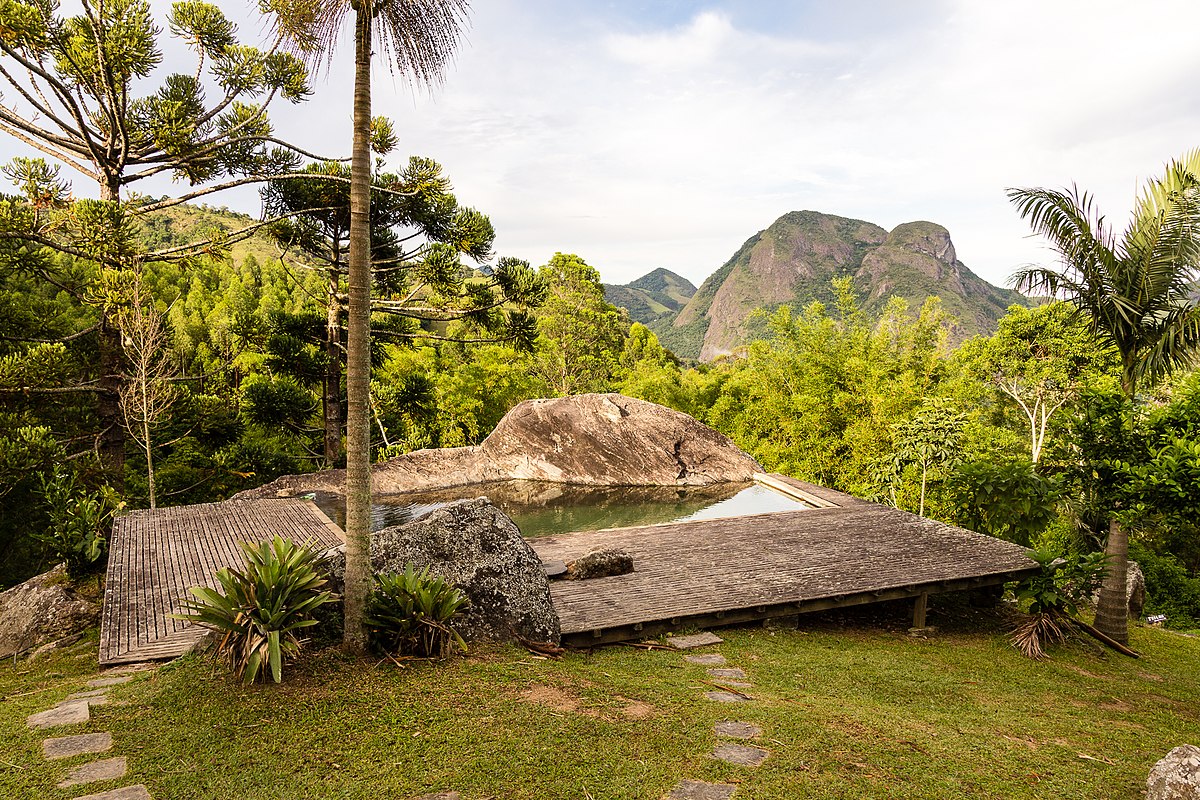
<box><xmin>373</xmin><ymin>0</ymin><xmax>470</xmax><ymax>85</ymax></box>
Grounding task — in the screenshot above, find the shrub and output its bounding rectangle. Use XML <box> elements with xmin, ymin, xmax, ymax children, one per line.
<box><xmin>948</xmin><ymin>460</ymin><xmax>1059</xmax><ymax>546</ymax></box>
<box><xmin>366</xmin><ymin>565</ymin><xmax>469</xmax><ymax>659</ymax></box>
<box><xmin>1009</xmin><ymin>547</ymin><xmax>1106</xmax><ymax>659</ymax></box>
<box><xmin>1131</xmin><ymin>543</ymin><xmax>1200</xmax><ymax>630</ymax></box>
<box><xmin>176</xmin><ymin>536</ymin><xmax>335</xmax><ymax>683</ymax></box>
<box><xmin>35</xmin><ymin>468</ymin><xmax>124</xmax><ymax>580</ymax></box>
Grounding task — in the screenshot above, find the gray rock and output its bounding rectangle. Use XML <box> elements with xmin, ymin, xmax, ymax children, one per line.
<box><xmin>666</xmin><ymin>779</ymin><xmax>736</xmax><ymax>799</ymax></box>
<box><xmin>708</xmin><ymin>668</ymin><xmax>747</xmax><ymax>680</ymax></box>
<box><xmin>705</xmin><ymin>690</ymin><xmax>750</xmax><ymax>704</ymax></box>
<box><xmin>1147</xmin><ymin>745</ymin><xmax>1200</xmax><ymax>800</ymax></box>
<box><xmin>0</xmin><ymin>564</ymin><xmax>100</xmax><ymax>659</ymax></box>
<box><xmin>668</xmin><ymin>632</ymin><xmax>724</xmax><ymax>649</ymax></box>
<box><xmin>711</xmin><ymin>742</ymin><xmax>769</xmax><ymax>767</ymax></box>
<box><xmin>27</xmin><ymin>700</ymin><xmax>89</xmax><ymax>729</ymax></box>
<box><xmin>75</xmin><ymin>786</ymin><xmax>152</xmax><ymax>800</ymax></box>
<box><xmin>237</xmin><ymin>393</ymin><xmax>762</xmax><ymax>499</ymax></box>
<box><xmin>365</xmin><ymin>499</ymin><xmax>560</xmax><ymax>645</ymax></box>
<box><xmin>87</xmin><ymin>676</ymin><xmax>134</xmax><ymax>689</ymax></box>
<box><xmin>714</xmin><ymin>721</ymin><xmax>763</xmax><ymax>740</ymax></box>
<box><xmin>684</xmin><ymin>653</ymin><xmax>727</xmax><ymax>666</ymax></box>
<box><xmin>566</xmin><ymin>548</ymin><xmax>634</xmax><ymax>580</ymax></box>
<box><xmin>44</xmin><ymin>733</ymin><xmax>114</xmax><ymax>760</ymax></box>
<box><xmin>58</xmin><ymin>756</ymin><xmax>127</xmax><ymax>788</ymax></box>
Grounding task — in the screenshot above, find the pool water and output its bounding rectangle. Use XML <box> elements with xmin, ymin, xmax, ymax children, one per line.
<box><xmin>310</xmin><ymin>480</ymin><xmax>809</xmax><ymax>537</ymax></box>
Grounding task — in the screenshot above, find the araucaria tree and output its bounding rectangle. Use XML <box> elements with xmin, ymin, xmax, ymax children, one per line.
<box><xmin>0</xmin><ymin>0</ymin><xmax>318</xmax><ymax>480</ymax></box>
<box><xmin>1009</xmin><ymin>150</ymin><xmax>1200</xmax><ymax>646</ymax></box>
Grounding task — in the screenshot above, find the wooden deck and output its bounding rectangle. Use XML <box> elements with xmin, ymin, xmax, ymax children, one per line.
<box><xmin>100</xmin><ymin>476</ymin><xmax>1037</xmax><ymax>661</ymax></box>
<box><xmin>529</xmin><ymin>477</ymin><xmax>1038</xmax><ymax>646</ymax></box>
<box><xmin>99</xmin><ymin>499</ymin><xmax>344</xmax><ymax>665</ymax></box>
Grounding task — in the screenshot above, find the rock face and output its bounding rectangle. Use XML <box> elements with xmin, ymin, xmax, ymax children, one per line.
<box><xmin>367</xmin><ymin>499</ymin><xmax>560</xmax><ymax>645</ymax></box>
<box><xmin>660</xmin><ymin>211</ymin><xmax>1022</xmax><ymax>360</ymax></box>
<box><xmin>239</xmin><ymin>393</ymin><xmax>761</xmax><ymax>499</ymax></box>
<box><xmin>1147</xmin><ymin>745</ymin><xmax>1200</xmax><ymax>800</ymax></box>
<box><xmin>567</xmin><ymin>548</ymin><xmax>634</xmax><ymax>580</ymax></box>
<box><xmin>479</xmin><ymin>394</ymin><xmax>760</xmax><ymax>486</ymax></box>
<box><xmin>0</xmin><ymin>565</ymin><xmax>100</xmax><ymax>659</ymax></box>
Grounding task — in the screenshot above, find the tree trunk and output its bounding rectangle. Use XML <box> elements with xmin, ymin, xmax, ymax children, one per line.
<box><xmin>1093</xmin><ymin>518</ymin><xmax>1130</xmax><ymax>645</ymax></box>
<box><xmin>341</xmin><ymin>6</ymin><xmax>374</xmax><ymax>654</ymax></box>
<box><xmin>97</xmin><ymin>317</ymin><xmax>125</xmax><ymax>488</ymax></box>
<box><xmin>324</xmin><ymin>266</ymin><xmax>343</xmax><ymax>466</ymax></box>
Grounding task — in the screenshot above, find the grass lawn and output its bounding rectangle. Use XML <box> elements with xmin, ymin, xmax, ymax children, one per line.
<box><xmin>2</xmin><ymin>602</ymin><xmax>1197</xmax><ymax>799</ymax></box>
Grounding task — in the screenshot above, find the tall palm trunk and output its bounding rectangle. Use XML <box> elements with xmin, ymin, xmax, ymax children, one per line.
<box><xmin>342</xmin><ymin>4</ymin><xmax>374</xmax><ymax>653</ymax></box>
<box><xmin>1093</xmin><ymin>518</ymin><xmax>1129</xmax><ymax>644</ymax></box>
<box><xmin>324</xmin><ymin>264</ymin><xmax>343</xmax><ymax>466</ymax></box>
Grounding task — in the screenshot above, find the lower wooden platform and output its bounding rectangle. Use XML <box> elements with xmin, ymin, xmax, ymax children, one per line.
<box><xmin>529</xmin><ymin>478</ymin><xmax>1037</xmax><ymax>646</ymax></box>
<box><xmin>99</xmin><ymin>499</ymin><xmax>343</xmax><ymax>665</ymax></box>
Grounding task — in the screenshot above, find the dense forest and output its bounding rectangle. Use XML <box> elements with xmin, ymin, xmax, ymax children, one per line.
<box><xmin>4</xmin><ymin>190</ymin><xmax>1200</xmax><ymax>632</ymax></box>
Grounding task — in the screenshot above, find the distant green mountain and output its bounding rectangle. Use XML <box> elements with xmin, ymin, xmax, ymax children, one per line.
<box><xmin>655</xmin><ymin>211</ymin><xmax>1024</xmax><ymax>360</ymax></box>
<box><xmin>603</xmin><ymin>268</ymin><xmax>697</xmax><ymax>325</ymax></box>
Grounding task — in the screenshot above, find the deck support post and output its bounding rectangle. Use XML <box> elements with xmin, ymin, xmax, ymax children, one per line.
<box><xmin>911</xmin><ymin>592</ymin><xmax>929</xmax><ymax>630</ymax></box>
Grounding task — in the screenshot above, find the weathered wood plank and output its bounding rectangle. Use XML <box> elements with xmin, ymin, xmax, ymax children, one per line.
<box><xmin>100</xmin><ymin>499</ymin><xmax>344</xmax><ymax>665</ymax></box>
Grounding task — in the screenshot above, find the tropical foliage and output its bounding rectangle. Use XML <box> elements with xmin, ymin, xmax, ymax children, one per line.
<box><xmin>176</xmin><ymin>536</ymin><xmax>335</xmax><ymax>683</ymax></box>
<box><xmin>366</xmin><ymin>565</ymin><xmax>469</xmax><ymax>659</ymax></box>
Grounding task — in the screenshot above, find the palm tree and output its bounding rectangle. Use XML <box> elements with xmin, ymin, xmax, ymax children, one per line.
<box><xmin>1008</xmin><ymin>150</ymin><xmax>1200</xmax><ymax>645</ymax></box>
<box><xmin>268</xmin><ymin>0</ymin><xmax>470</xmax><ymax>652</ymax></box>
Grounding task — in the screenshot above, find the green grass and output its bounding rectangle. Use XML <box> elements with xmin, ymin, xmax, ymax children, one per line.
<box><xmin>3</xmin><ymin>605</ymin><xmax>1198</xmax><ymax>799</ymax></box>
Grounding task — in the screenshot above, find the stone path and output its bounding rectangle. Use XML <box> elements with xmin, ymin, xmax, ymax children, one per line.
<box><xmin>25</xmin><ymin>672</ymin><xmax>152</xmax><ymax>798</ymax></box>
<box><xmin>664</xmin><ymin>631</ymin><xmax>773</xmax><ymax>799</ymax></box>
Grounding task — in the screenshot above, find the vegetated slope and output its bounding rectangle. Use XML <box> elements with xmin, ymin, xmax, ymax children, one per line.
<box><xmin>659</xmin><ymin>210</ymin><xmax>1024</xmax><ymax>360</ymax></box>
<box><xmin>135</xmin><ymin>201</ymin><xmax>288</xmax><ymax>267</ymax></box>
<box><xmin>603</xmin><ymin>268</ymin><xmax>697</xmax><ymax>326</ymax></box>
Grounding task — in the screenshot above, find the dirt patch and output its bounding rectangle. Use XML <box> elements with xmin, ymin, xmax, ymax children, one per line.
<box><xmin>1098</xmin><ymin>698</ymin><xmax>1133</xmax><ymax>712</ymax></box>
<box><xmin>1064</xmin><ymin>665</ymin><xmax>1108</xmax><ymax>680</ymax></box>
<box><xmin>519</xmin><ymin>684</ymin><xmax>658</xmax><ymax>721</ymax></box>
<box><xmin>1137</xmin><ymin>672</ymin><xmax>1165</xmax><ymax>682</ymax></box>
<box><xmin>619</xmin><ymin>698</ymin><xmax>657</xmax><ymax>719</ymax></box>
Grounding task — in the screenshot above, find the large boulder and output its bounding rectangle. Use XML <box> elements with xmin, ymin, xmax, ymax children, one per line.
<box><xmin>0</xmin><ymin>565</ymin><xmax>100</xmax><ymax>659</ymax></box>
<box><xmin>327</xmin><ymin>499</ymin><xmax>560</xmax><ymax>645</ymax></box>
<box><xmin>1147</xmin><ymin>745</ymin><xmax>1200</xmax><ymax>800</ymax></box>
<box><xmin>237</xmin><ymin>393</ymin><xmax>761</xmax><ymax>498</ymax></box>
<box><xmin>477</xmin><ymin>394</ymin><xmax>762</xmax><ymax>486</ymax></box>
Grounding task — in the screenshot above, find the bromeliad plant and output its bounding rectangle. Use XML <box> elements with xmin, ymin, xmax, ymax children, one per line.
<box><xmin>365</xmin><ymin>565</ymin><xmax>469</xmax><ymax>659</ymax></box>
<box><xmin>176</xmin><ymin>536</ymin><xmax>336</xmax><ymax>684</ymax></box>
<box><xmin>1010</xmin><ymin>547</ymin><xmax>1107</xmax><ymax>659</ymax></box>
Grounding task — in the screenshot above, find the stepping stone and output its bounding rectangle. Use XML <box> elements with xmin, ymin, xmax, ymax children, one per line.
<box><xmin>58</xmin><ymin>756</ymin><xmax>127</xmax><ymax>788</ymax></box>
<box><xmin>684</xmin><ymin>654</ymin><xmax>727</xmax><ymax>666</ymax></box>
<box><xmin>416</xmin><ymin>794</ymin><xmax>460</xmax><ymax>800</ymax></box>
<box><xmin>44</xmin><ymin>732</ymin><xmax>114</xmax><ymax>760</ymax></box>
<box><xmin>714</xmin><ymin>721</ymin><xmax>763</xmax><ymax>740</ymax></box>
<box><xmin>75</xmin><ymin>785</ymin><xmax>152</xmax><ymax>800</ymax></box>
<box><xmin>707</xmin><ymin>668</ymin><xmax>747</xmax><ymax>680</ymax></box>
<box><xmin>62</xmin><ymin>692</ymin><xmax>109</xmax><ymax>708</ymax></box>
<box><xmin>705</xmin><ymin>690</ymin><xmax>751</xmax><ymax>704</ymax></box>
<box><xmin>715</xmin><ymin>680</ymin><xmax>753</xmax><ymax>689</ymax></box>
<box><xmin>67</xmin><ymin>689</ymin><xmax>110</xmax><ymax>699</ymax></box>
<box><xmin>711</xmin><ymin>743</ymin><xmax>769</xmax><ymax>767</ymax></box>
<box><xmin>667</xmin><ymin>632</ymin><xmax>723</xmax><ymax>650</ymax></box>
<box><xmin>666</xmin><ymin>779</ymin><xmax>737</xmax><ymax>799</ymax></box>
<box><xmin>87</xmin><ymin>676</ymin><xmax>133</xmax><ymax>689</ymax></box>
<box><xmin>27</xmin><ymin>701</ymin><xmax>89</xmax><ymax>729</ymax></box>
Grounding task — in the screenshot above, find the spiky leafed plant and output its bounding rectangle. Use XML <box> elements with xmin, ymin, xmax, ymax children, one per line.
<box><xmin>176</xmin><ymin>536</ymin><xmax>335</xmax><ymax>683</ymax></box>
<box><xmin>1008</xmin><ymin>150</ymin><xmax>1200</xmax><ymax>645</ymax></box>
<box><xmin>365</xmin><ymin>564</ymin><xmax>469</xmax><ymax>658</ymax></box>
<box><xmin>262</xmin><ymin>0</ymin><xmax>471</xmax><ymax>653</ymax></box>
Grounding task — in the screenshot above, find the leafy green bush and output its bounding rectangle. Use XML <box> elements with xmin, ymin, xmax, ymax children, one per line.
<box><xmin>35</xmin><ymin>468</ymin><xmax>124</xmax><ymax>580</ymax></box>
<box><xmin>366</xmin><ymin>565</ymin><xmax>469</xmax><ymax>659</ymax></box>
<box><xmin>948</xmin><ymin>460</ymin><xmax>1059</xmax><ymax>546</ymax></box>
<box><xmin>176</xmin><ymin>536</ymin><xmax>335</xmax><ymax>683</ymax></box>
<box><xmin>1131</xmin><ymin>543</ymin><xmax>1200</xmax><ymax>630</ymax></box>
<box><xmin>1009</xmin><ymin>547</ymin><xmax>1106</xmax><ymax>658</ymax></box>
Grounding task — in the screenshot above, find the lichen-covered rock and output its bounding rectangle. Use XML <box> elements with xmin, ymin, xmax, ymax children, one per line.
<box><xmin>236</xmin><ymin>393</ymin><xmax>761</xmax><ymax>499</ymax></box>
<box><xmin>369</xmin><ymin>498</ymin><xmax>560</xmax><ymax>645</ymax></box>
<box><xmin>567</xmin><ymin>548</ymin><xmax>634</xmax><ymax>580</ymax></box>
<box><xmin>0</xmin><ymin>565</ymin><xmax>100</xmax><ymax>659</ymax></box>
<box><xmin>1147</xmin><ymin>745</ymin><xmax>1200</xmax><ymax>800</ymax></box>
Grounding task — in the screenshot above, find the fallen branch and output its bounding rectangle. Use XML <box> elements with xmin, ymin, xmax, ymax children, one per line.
<box><xmin>1070</xmin><ymin>619</ymin><xmax>1140</xmax><ymax>658</ymax></box>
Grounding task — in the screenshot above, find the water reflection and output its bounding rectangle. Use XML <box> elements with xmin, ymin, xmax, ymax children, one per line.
<box><xmin>310</xmin><ymin>480</ymin><xmax>808</xmax><ymax>537</ymax></box>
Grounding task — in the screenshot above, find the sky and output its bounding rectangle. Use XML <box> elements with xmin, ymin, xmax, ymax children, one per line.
<box><xmin>7</xmin><ymin>1</ymin><xmax>1200</xmax><ymax>289</ymax></box>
